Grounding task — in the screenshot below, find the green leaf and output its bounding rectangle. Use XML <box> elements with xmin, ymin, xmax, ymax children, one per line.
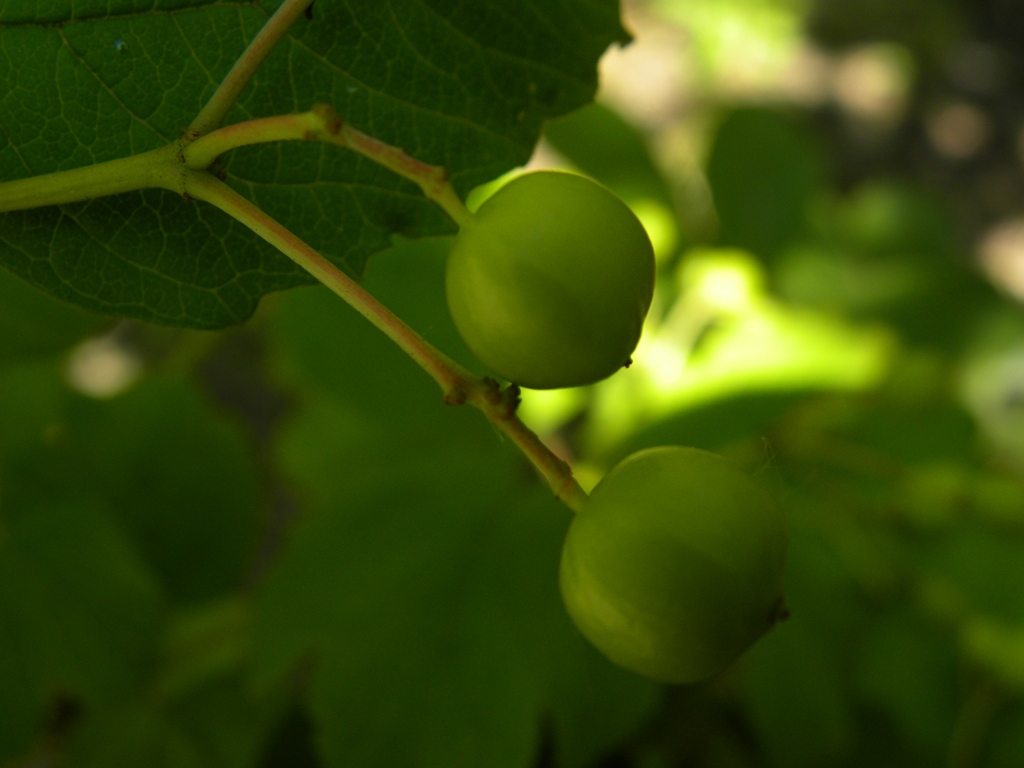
<box><xmin>67</xmin><ymin>670</ymin><xmax>284</xmax><ymax>768</ymax></box>
<box><xmin>917</xmin><ymin>523</ymin><xmax>1024</xmax><ymax>623</ymax></box>
<box><xmin>855</xmin><ymin>610</ymin><xmax>958</xmax><ymax>754</ymax></box>
<box><xmin>706</xmin><ymin>108</ymin><xmax>823</xmax><ymax>262</ymax></box>
<box><xmin>742</xmin><ymin>619</ymin><xmax>855</xmax><ymax>768</ymax></box>
<box><xmin>0</xmin><ymin>266</ymin><xmax>105</xmax><ymax>366</ymax></box>
<box><xmin>0</xmin><ymin>0</ymin><xmax>625</xmax><ymax>328</ymax></box>
<box><xmin>829</xmin><ymin>398</ymin><xmax>978</xmax><ymax>465</ymax></box>
<box><xmin>254</xmin><ymin>474</ymin><xmax>552</xmax><ymax>767</ymax></box>
<box><xmin>740</xmin><ymin>524</ymin><xmax>862</xmax><ymax>767</ymax></box>
<box><xmin>0</xmin><ymin>361</ymin><xmax>270</xmax><ymax>760</ymax></box>
<box><xmin>776</xmin><ymin>183</ymin><xmax>998</xmax><ymax>348</ymax></box>
<box><xmin>0</xmin><ymin>501</ymin><xmax>163</xmax><ymax>761</ymax></box>
<box><xmin>3</xmin><ymin>375</ymin><xmax>262</xmax><ymax>604</ymax></box>
<box><xmin>0</xmin><ymin>358</ymin><xmax>68</xmax><ymax>463</ymax></box>
<box><xmin>618</xmin><ymin>391</ymin><xmax>803</xmax><ymax>461</ymax></box>
<box><xmin>987</xmin><ymin>703</ymin><xmax>1024</xmax><ymax>768</ymax></box>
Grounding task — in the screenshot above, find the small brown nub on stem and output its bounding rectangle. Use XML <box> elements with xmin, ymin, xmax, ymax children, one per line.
<box><xmin>481</xmin><ymin>378</ymin><xmax>503</xmax><ymax>405</ymax></box>
<box><xmin>312</xmin><ymin>103</ymin><xmax>342</xmax><ymax>135</ymax></box>
<box><xmin>623</xmin><ymin>357</ymin><xmax>633</xmax><ymax>369</ymax></box>
<box><xmin>182</xmin><ymin>192</ymin><xmax>193</xmax><ymax>202</ymax></box>
<box><xmin>503</xmin><ymin>383</ymin><xmax>522</xmax><ymax>415</ymax></box>
<box><xmin>443</xmin><ymin>389</ymin><xmax>467</xmax><ymax>407</ymax></box>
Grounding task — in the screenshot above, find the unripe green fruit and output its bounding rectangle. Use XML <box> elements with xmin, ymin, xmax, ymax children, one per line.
<box><xmin>559</xmin><ymin>446</ymin><xmax>788</xmax><ymax>684</ymax></box>
<box><xmin>445</xmin><ymin>171</ymin><xmax>655</xmax><ymax>390</ymax></box>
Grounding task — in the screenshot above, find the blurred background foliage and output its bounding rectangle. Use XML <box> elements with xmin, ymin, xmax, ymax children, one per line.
<box><xmin>3</xmin><ymin>0</ymin><xmax>1024</xmax><ymax>766</ymax></box>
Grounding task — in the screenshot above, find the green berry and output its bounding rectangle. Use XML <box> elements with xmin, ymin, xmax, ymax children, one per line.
<box><xmin>445</xmin><ymin>171</ymin><xmax>655</xmax><ymax>390</ymax></box>
<box><xmin>559</xmin><ymin>446</ymin><xmax>788</xmax><ymax>684</ymax></box>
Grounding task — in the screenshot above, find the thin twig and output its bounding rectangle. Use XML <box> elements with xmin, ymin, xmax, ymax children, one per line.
<box><xmin>184</xmin><ymin>104</ymin><xmax>474</xmax><ymax>228</ymax></box>
<box><xmin>190</xmin><ymin>0</ymin><xmax>314</xmax><ymax>136</ymax></box>
<box><xmin>182</xmin><ymin>111</ymin><xmax>332</xmax><ymax>169</ymax></box>
<box><xmin>334</xmin><ymin>124</ymin><xmax>475</xmax><ymax>228</ymax></box>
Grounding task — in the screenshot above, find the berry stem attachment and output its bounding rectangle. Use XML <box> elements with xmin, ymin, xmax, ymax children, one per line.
<box><xmin>184</xmin><ymin>170</ymin><xmax>586</xmax><ymax>511</ymax></box>
<box><xmin>496</xmin><ymin>403</ymin><xmax>589</xmax><ymax>514</ymax></box>
<box><xmin>335</xmin><ymin>125</ymin><xmax>475</xmax><ymax>229</ymax></box>
<box><xmin>190</xmin><ymin>0</ymin><xmax>315</xmax><ymax>136</ymax></box>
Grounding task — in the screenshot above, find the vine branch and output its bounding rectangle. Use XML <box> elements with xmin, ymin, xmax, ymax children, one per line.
<box><xmin>0</xmin><ymin>104</ymin><xmax>473</xmax><ymax>229</ymax></box>
<box><xmin>184</xmin><ymin>170</ymin><xmax>587</xmax><ymax>513</ymax></box>
<box><xmin>0</xmin><ymin>145</ymin><xmax>182</xmax><ymax>213</ymax></box>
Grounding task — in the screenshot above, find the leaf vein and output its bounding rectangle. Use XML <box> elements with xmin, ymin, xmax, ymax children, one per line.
<box><xmin>56</xmin><ymin>28</ymin><xmax>173</xmax><ymax>144</ymax></box>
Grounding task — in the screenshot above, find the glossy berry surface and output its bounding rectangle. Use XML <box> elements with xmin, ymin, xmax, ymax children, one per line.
<box><xmin>445</xmin><ymin>171</ymin><xmax>655</xmax><ymax>390</ymax></box>
<box><xmin>559</xmin><ymin>446</ymin><xmax>788</xmax><ymax>684</ymax></box>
